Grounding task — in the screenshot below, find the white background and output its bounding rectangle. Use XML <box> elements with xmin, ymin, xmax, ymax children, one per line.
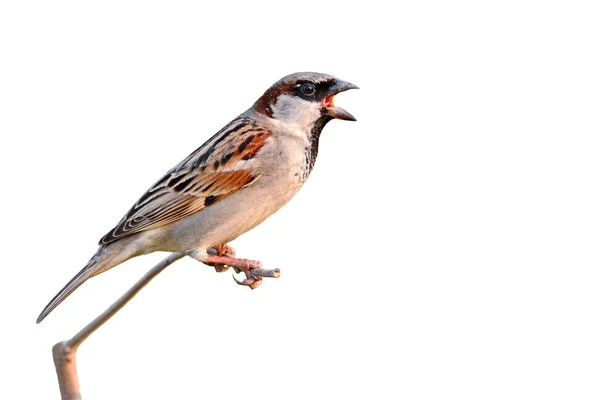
<box><xmin>1</xmin><ymin>1</ymin><xmax>599</xmax><ymax>399</ymax></box>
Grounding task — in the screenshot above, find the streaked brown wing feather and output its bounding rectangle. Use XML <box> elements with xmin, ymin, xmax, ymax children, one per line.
<box><xmin>99</xmin><ymin>118</ymin><xmax>269</xmax><ymax>245</ymax></box>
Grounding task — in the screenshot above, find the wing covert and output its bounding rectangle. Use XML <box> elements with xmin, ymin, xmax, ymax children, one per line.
<box><xmin>99</xmin><ymin>118</ymin><xmax>269</xmax><ymax>245</ymax></box>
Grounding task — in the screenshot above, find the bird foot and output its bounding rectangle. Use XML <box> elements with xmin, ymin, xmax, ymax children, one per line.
<box><xmin>201</xmin><ymin>254</ymin><xmax>280</xmax><ymax>289</ymax></box>
<box><xmin>206</xmin><ymin>244</ymin><xmax>237</xmax><ymax>272</ymax></box>
<box><xmin>214</xmin><ymin>244</ymin><xmax>236</xmax><ymax>257</ymax></box>
<box><xmin>231</xmin><ymin>260</ymin><xmax>282</xmax><ymax>289</ymax></box>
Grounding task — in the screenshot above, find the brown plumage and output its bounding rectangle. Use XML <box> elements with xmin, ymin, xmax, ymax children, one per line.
<box><xmin>37</xmin><ymin>72</ymin><xmax>358</xmax><ymax>324</ymax></box>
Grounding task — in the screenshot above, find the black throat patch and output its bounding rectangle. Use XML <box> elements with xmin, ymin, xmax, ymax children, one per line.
<box><xmin>302</xmin><ymin>115</ymin><xmax>332</xmax><ymax>179</ymax></box>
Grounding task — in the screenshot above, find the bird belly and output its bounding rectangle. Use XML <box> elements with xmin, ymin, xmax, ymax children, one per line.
<box><xmin>142</xmin><ymin>174</ymin><xmax>303</xmax><ymax>254</ymax></box>
<box><xmin>137</xmin><ymin>135</ymin><xmax>310</xmax><ymax>254</ymax></box>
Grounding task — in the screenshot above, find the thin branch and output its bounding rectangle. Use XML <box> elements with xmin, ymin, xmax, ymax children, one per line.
<box><xmin>52</xmin><ymin>252</ymin><xmax>185</xmax><ymax>400</ymax></box>
<box><xmin>252</xmin><ymin>268</ymin><xmax>280</xmax><ymax>278</ymax></box>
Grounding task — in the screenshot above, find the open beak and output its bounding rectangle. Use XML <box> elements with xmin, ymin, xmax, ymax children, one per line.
<box><xmin>323</xmin><ymin>79</ymin><xmax>359</xmax><ymax>121</ymax></box>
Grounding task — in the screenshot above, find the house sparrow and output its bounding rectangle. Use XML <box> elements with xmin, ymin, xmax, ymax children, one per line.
<box><xmin>37</xmin><ymin>72</ymin><xmax>358</xmax><ymax>324</ymax></box>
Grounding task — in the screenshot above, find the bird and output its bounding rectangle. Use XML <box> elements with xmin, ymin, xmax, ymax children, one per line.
<box><xmin>37</xmin><ymin>72</ymin><xmax>358</xmax><ymax>324</ymax></box>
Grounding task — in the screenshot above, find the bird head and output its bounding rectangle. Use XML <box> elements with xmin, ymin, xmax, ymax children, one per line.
<box><xmin>253</xmin><ymin>72</ymin><xmax>358</xmax><ymax>128</ymax></box>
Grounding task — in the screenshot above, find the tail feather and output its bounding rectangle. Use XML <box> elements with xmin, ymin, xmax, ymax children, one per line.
<box><xmin>36</xmin><ymin>246</ymin><xmax>126</xmax><ymax>324</ymax></box>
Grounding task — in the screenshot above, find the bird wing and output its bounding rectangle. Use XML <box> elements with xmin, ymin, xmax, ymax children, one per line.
<box><xmin>99</xmin><ymin>117</ymin><xmax>270</xmax><ymax>245</ymax></box>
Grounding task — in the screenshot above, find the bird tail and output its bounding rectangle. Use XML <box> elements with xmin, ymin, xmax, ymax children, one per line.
<box><xmin>36</xmin><ymin>244</ymin><xmax>132</xmax><ymax>324</ymax></box>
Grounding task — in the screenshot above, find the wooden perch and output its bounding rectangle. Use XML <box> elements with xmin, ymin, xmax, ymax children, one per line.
<box><xmin>51</xmin><ymin>252</ymin><xmax>185</xmax><ymax>400</ymax></box>
<box><xmin>52</xmin><ymin>248</ymin><xmax>280</xmax><ymax>400</ymax></box>
<box><xmin>50</xmin><ymin>249</ymin><xmax>281</xmax><ymax>399</ymax></box>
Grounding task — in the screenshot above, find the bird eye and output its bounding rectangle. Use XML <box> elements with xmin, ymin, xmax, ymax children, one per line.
<box><xmin>300</xmin><ymin>83</ymin><xmax>316</xmax><ymax>96</ymax></box>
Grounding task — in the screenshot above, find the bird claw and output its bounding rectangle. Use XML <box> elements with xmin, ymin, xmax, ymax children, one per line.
<box><xmin>232</xmin><ymin>273</ymin><xmax>262</xmax><ymax>289</ymax></box>
<box><xmin>198</xmin><ymin>251</ymin><xmax>280</xmax><ymax>289</ymax></box>
<box><xmin>232</xmin><ymin>266</ymin><xmax>281</xmax><ymax>290</ymax></box>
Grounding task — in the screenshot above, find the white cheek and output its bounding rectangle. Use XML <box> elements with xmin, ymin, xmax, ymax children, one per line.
<box><xmin>271</xmin><ymin>94</ymin><xmax>322</xmax><ymax>127</ymax></box>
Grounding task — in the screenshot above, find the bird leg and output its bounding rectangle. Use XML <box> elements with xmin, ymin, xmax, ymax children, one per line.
<box><xmin>206</xmin><ymin>244</ymin><xmax>237</xmax><ymax>272</ymax></box>
<box><xmin>201</xmin><ymin>254</ymin><xmax>280</xmax><ymax>289</ymax></box>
